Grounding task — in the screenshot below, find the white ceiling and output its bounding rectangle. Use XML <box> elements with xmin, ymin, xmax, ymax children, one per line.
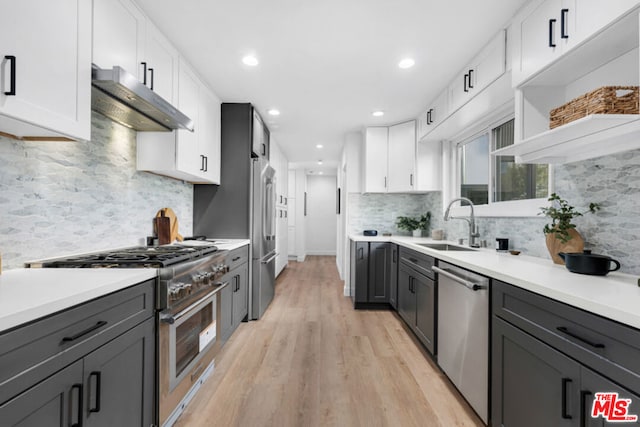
<box><xmin>136</xmin><ymin>0</ymin><xmax>529</xmax><ymax>170</ymax></box>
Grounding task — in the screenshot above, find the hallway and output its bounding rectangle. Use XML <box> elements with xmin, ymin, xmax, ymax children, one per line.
<box><xmin>175</xmin><ymin>256</ymin><xmax>483</xmax><ymax>426</ymax></box>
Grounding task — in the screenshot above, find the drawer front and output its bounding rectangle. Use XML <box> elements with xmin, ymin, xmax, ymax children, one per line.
<box><xmin>493</xmin><ymin>280</ymin><xmax>640</xmax><ymax>394</ymax></box>
<box><xmin>226</xmin><ymin>246</ymin><xmax>249</xmax><ymax>272</ymax></box>
<box><xmin>0</xmin><ymin>279</ymin><xmax>155</xmax><ymax>404</ymax></box>
<box><xmin>399</xmin><ymin>247</ymin><xmax>434</xmax><ymax>279</ymax></box>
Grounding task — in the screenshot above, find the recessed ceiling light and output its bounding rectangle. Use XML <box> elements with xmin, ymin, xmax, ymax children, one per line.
<box><xmin>317</xmin><ymin>160</ymin><xmax>323</xmax><ymax>165</ymax></box>
<box><xmin>268</xmin><ymin>109</ymin><xmax>280</xmax><ymax>116</ymax></box>
<box><xmin>372</xmin><ymin>111</ymin><xmax>384</xmax><ymax>117</ymax></box>
<box><xmin>242</xmin><ymin>55</ymin><xmax>259</xmax><ymax>66</ymax></box>
<box><xmin>319</xmin><ymin>171</ymin><xmax>324</xmax><ymax>175</ymax></box>
<box><xmin>398</xmin><ymin>58</ymin><xmax>415</xmax><ymax>69</ymax></box>
<box><xmin>316</xmin><ymin>144</ymin><xmax>323</xmax><ymax>149</ymax></box>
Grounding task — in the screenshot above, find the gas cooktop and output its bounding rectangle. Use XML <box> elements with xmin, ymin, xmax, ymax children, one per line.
<box><xmin>30</xmin><ymin>244</ymin><xmax>220</xmax><ymax>268</ymax></box>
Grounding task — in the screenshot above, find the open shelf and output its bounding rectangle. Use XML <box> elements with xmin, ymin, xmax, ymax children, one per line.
<box><xmin>492</xmin><ymin>114</ymin><xmax>640</xmax><ymax>164</ymax></box>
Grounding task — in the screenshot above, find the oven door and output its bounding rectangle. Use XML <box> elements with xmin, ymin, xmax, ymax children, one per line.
<box><xmin>159</xmin><ymin>284</ymin><xmax>227</xmax><ymax>425</ymax></box>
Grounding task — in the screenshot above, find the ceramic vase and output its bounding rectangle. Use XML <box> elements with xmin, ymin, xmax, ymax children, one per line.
<box><xmin>412</xmin><ymin>229</ymin><xmax>422</xmax><ymax>237</ymax></box>
<box><xmin>545</xmin><ymin>229</ymin><xmax>584</xmax><ymax>265</ymax></box>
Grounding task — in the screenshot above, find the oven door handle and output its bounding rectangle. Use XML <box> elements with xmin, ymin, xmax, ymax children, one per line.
<box><xmin>160</xmin><ymin>281</ymin><xmax>229</xmax><ymax>324</ymax></box>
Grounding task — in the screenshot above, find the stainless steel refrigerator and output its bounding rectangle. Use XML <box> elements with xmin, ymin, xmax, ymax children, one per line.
<box><xmin>252</xmin><ymin>157</ymin><xmax>276</xmax><ymax>319</ymax></box>
<box><xmin>194</xmin><ymin>103</ymin><xmax>275</xmax><ymax>320</ymax></box>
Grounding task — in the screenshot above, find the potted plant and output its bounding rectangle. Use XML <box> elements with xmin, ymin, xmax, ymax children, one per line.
<box><xmin>539</xmin><ymin>193</ymin><xmax>600</xmax><ymax>264</ymax></box>
<box><xmin>396</xmin><ymin>212</ymin><xmax>432</xmax><ymax>237</ymax></box>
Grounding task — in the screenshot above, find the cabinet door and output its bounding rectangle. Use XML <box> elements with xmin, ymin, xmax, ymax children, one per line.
<box><xmin>144</xmin><ymin>24</ymin><xmax>179</xmax><ymax>104</ymax></box>
<box><xmin>219</xmin><ymin>282</ymin><xmax>233</xmax><ymax>343</ymax></box>
<box><xmin>397</xmin><ymin>263</ymin><xmax>416</xmax><ymax>327</ymax></box>
<box><xmin>353</xmin><ymin>242</ymin><xmax>369</xmax><ymax>304</ymax></box>
<box><xmin>581</xmin><ymin>367</ymin><xmax>640</xmax><ymax>426</ymax></box>
<box><xmin>387</xmin><ymin>121</ymin><xmax>416</xmax><ymax>192</ymax></box>
<box><xmin>368</xmin><ymin>243</ymin><xmax>391</xmax><ymax>303</ymax></box>
<box><xmin>93</xmin><ymin>0</ymin><xmax>145</xmax><ymax>79</ymax></box>
<box><xmin>232</xmin><ymin>263</ymin><xmax>249</xmax><ymax>327</ymax></box>
<box><xmin>575</xmin><ymin>0</ymin><xmax>639</xmax><ymax>44</ymax></box>
<box><xmin>389</xmin><ymin>245</ymin><xmax>399</xmax><ymax>310</ymax></box>
<box><xmin>175</xmin><ymin>60</ymin><xmax>201</xmax><ymax>177</ymax></box>
<box><xmin>0</xmin><ymin>0</ymin><xmax>91</xmax><ymax>140</ymax></box>
<box><xmin>492</xmin><ymin>316</ymin><xmax>580</xmax><ymax>427</ymax></box>
<box><xmin>448</xmin><ymin>68</ymin><xmax>474</xmax><ymax>113</ymax></box>
<box><xmin>199</xmin><ymin>86</ymin><xmax>222</xmax><ymax>184</ymax></box>
<box><xmin>364</xmin><ymin>127</ymin><xmax>389</xmax><ymax>192</ymax></box>
<box><xmin>83</xmin><ymin>318</ymin><xmax>155</xmax><ymax>427</ymax></box>
<box><xmin>474</xmin><ymin>30</ymin><xmax>506</xmax><ymax>92</ymax></box>
<box><xmin>519</xmin><ymin>0</ymin><xmax>566</xmax><ymax>81</ymax></box>
<box><xmin>414</xmin><ymin>272</ymin><xmax>435</xmax><ymax>354</ymax></box>
<box><xmin>0</xmin><ymin>360</ymin><xmax>82</xmax><ymax>427</ymax></box>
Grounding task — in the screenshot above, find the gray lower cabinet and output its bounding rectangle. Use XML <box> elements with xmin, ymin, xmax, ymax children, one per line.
<box><xmin>397</xmin><ymin>247</ymin><xmax>435</xmax><ymax>354</ymax></box>
<box><xmin>492</xmin><ymin>280</ymin><xmax>640</xmax><ymax>426</ymax></box>
<box><xmin>350</xmin><ymin>240</ymin><xmax>397</xmax><ymax>308</ymax></box>
<box><xmin>221</xmin><ymin>246</ymin><xmax>249</xmax><ymax>344</ymax></box>
<box><xmin>0</xmin><ymin>280</ymin><xmax>156</xmax><ymax>427</ymax></box>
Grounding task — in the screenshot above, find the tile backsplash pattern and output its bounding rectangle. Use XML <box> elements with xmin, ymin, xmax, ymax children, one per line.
<box><xmin>349</xmin><ymin>148</ymin><xmax>640</xmax><ymax>275</ymax></box>
<box><xmin>0</xmin><ymin>113</ymin><xmax>193</xmax><ymax>269</ymax></box>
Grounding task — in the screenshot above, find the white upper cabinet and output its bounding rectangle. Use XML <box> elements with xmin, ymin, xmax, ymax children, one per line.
<box><xmin>0</xmin><ymin>0</ymin><xmax>91</xmax><ymax>140</ymax></box>
<box><xmin>363</xmin><ymin>121</ymin><xmax>437</xmax><ymax>193</ymax></box>
<box><xmin>449</xmin><ymin>30</ymin><xmax>506</xmax><ymax>113</ymax></box>
<box><xmin>137</xmin><ymin>59</ymin><xmax>221</xmax><ymax>184</ymax></box>
<box><xmin>387</xmin><ymin>121</ymin><xmax>416</xmax><ymax>192</ymax></box>
<box><xmin>417</xmin><ymin>90</ymin><xmax>448</xmax><ymax>141</ymax></box>
<box><xmin>498</xmin><ymin>2</ymin><xmax>640</xmax><ymax>164</ymax></box>
<box><xmin>363</xmin><ymin>127</ymin><xmax>389</xmax><ymax>192</ymax></box>
<box><xmin>514</xmin><ymin>0</ymin><xmax>639</xmax><ymax>86</ymax></box>
<box><xmin>93</xmin><ymin>0</ymin><xmax>178</xmax><ymax>103</ymax></box>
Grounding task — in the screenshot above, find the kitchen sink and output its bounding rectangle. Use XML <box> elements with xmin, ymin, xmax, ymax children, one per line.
<box><xmin>417</xmin><ymin>243</ymin><xmax>477</xmax><ymax>251</ymax></box>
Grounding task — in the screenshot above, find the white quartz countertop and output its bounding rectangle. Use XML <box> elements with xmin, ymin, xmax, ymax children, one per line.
<box><xmin>350</xmin><ymin>234</ymin><xmax>640</xmax><ymax>329</ymax></box>
<box><xmin>206</xmin><ymin>239</ymin><xmax>250</xmax><ymax>251</ymax></box>
<box><xmin>0</xmin><ymin>268</ymin><xmax>157</xmax><ymax>333</ymax></box>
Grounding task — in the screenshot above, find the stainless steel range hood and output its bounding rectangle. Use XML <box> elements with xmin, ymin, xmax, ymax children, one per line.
<box><xmin>91</xmin><ymin>64</ymin><xmax>194</xmax><ymax>132</ymax></box>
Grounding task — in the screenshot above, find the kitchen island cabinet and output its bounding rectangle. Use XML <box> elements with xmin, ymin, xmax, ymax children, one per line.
<box><xmin>0</xmin><ymin>278</ymin><xmax>156</xmax><ymax>426</ymax></box>
<box><xmin>0</xmin><ymin>0</ymin><xmax>91</xmax><ymax>141</ymax></box>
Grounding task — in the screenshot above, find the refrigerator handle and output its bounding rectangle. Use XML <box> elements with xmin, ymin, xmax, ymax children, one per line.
<box><xmin>262</xmin><ymin>252</ymin><xmax>279</xmax><ymax>264</ymax></box>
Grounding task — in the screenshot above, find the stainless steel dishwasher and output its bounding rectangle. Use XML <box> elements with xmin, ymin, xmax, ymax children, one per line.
<box><xmin>433</xmin><ymin>261</ymin><xmax>489</xmax><ymax>424</ymax></box>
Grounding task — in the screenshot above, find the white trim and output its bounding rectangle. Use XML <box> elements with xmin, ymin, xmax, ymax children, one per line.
<box><xmin>296</xmin><ymin>254</ymin><xmax>306</xmax><ymax>262</ymax></box>
<box><xmin>305</xmin><ymin>251</ymin><xmax>337</xmax><ymax>256</ymax></box>
<box><xmin>343</xmin><ymin>284</ymin><xmax>350</xmax><ymax>297</ymax></box>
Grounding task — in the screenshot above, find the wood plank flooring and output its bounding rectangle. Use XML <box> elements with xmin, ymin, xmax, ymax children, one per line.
<box><xmin>175</xmin><ymin>256</ymin><xmax>484</xmax><ymax>427</ymax></box>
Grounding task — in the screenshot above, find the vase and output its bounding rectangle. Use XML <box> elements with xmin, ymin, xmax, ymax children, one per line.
<box><xmin>412</xmin><ymin>229</ymin><xmax>422</xmax><ymax>237</ymax></box>
<box><xmin>545</xmin><ymin>229</ymin><xmax>584</xmax><ymax>265</ymax></box>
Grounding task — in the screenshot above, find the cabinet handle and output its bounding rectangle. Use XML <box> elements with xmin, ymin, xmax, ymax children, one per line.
<box><xmin>141</xmin><ymin>62</ymin><xmax>148</xmax><ymax>85</ymax></box>
<box><xmin>426</xmin><ymin>109</ymin><xmax>432</xmax><ymax>125</ymax></box>
<box><xmin>392</xmin><ymin>249</ymin><xmax>397</xmax><ymax>263</ymax></box>
<box><xmin>549</xmin><ymin>19</ymin><xmax>557</xmax><ymax>47</ymax></box>
<box><xmin>232</xmin><ymin>256</ymin><xmax>241</xmax><ymax>262</ymax></box>
<box><xmin>285</xmin><ymin>211</ymin><xmax>287</xmax><ymax>218</ymax></box>
<box><xmin>71</xmin><ymin>383</ymin><xmax>83</xmax><ymax>427</ymax></box>
<box><xmin>384</xmin><ymin>176</ymin><xmax>387</xmax><ymax>188</ymax></box>
<box><xmin>148</xmin><ymin>67</ymin><xmax>154</xmax><ymax>90</ymax></box>
<box><xmin>89</xmin><ymin>372</ymin><xmax>102</xmax><ymax>413</ymax></box>
<box><xmin>580</xmin><ymin>390</ymin><xmax>592</xmax><ymax>427</ymax></box>
<box><xmin>463</xmin><ymin>73</ymin><xmax>469</xmax><ymax>92</ymax></box>
<box><xmin>261</xmin><ymin>143</ymin><xmax>266</xmax><ymax>156</ymax></box>
<box><xmin>62</xmin><ymin>321</ymin><xmax>108</xmax><ymax>343</ymax></box>
<box><xmin>4</xmin><ymin>55</ymin><xmax>16</xmax><ymax>96</ymax></box>
<box><xmin>410</xmin><ymin>174</ymin><xmax>413</xmax><ymax>186</ymax></box>
<box><xmin>358</xmin><ymin>247</ymin><xmax>364</xmax><ymax>260</ymax></box>
<box><xmin>556</xmin><ymin>326</ymin><xmax>605</xmax><ymax>349</ymax></box>
<box><xmin>204</xmin><ymin>156</ymin><xmax>208</xmax><ymax>172</ymax></box>
<box><xmin>561</xmin><ymin>9</ymin><xmax>569</xmax><ymax>39</ymax></box>
<box><xmin>468</xmin><ymin>69</ymin><xmax>474</xmax><ymax>89</ymax></box>
<box><xmin>561</xmin><ymin>378</ymin><xmax>573</xmax><ymax>419</ymax></box>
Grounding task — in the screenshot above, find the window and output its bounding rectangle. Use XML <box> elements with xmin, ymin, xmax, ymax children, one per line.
<box><xmin>454</xmin><ymin>117</ymin><xmax>550</xmax><ymax>215</ymax></box>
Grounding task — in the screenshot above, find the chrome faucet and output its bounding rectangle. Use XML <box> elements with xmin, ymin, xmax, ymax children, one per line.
<box><xmin>444</xmin><ymin>197</ymin><xmax>480</xmax><ymax>248</ymax></box>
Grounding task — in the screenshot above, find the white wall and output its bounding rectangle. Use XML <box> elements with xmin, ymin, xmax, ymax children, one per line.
<box><xmin>305</xmin><ymin>175</ymin><xmax>337</xmax><ymax>255</ymax></box>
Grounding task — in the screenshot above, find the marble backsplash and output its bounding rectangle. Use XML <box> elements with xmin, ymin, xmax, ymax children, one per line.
<box><xmin>0</xmin><ymin>113</ymin><xmax>193</xmax><ymax>270</ymax></box>
<box><xmin>349</xmin><ymin>148</ymin><xmax>640</xmax><ymax>275</ymax></box>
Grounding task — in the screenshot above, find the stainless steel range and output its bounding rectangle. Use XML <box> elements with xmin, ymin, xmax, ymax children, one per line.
<box><xmin>28</xmin><ymin>244</ymin><xmax>230</xmax><ymax>427</ymax></box>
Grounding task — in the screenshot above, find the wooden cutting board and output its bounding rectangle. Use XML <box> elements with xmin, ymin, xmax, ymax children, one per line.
<box><xmin>155</xmin><ymin>208</ymin><xmax>183</xmax><ymax>242</ymax></box>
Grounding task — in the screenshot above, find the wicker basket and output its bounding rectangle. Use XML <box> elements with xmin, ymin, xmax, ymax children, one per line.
<box><xmin>549</xmin><ymin>86</ymin><xmax>639</xmax><ymax>129</ymax></box>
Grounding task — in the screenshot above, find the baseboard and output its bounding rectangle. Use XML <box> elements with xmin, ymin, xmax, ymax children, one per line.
<box><xmin>297</xmin><ymin>254</ymin><xmax>306</xmax><ymax>262</ymax></box>
<box><xmin>343</xmin><ymin>285</ymin><xmax>349</xmax><ymax>297</ymax></box>
<box><xmin>306</xmin><ymin>251</ymin><xmax>337</xmax><ymax>256</ymax></box>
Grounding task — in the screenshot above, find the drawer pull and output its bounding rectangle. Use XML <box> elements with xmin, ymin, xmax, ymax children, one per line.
<box><xmin>561</xmin><ymin>378</ymin><xmax>573</xmax><ymax>419</ymax></box>
<box><xmin>409</xmin><ymin>257</ymin><xmax>418</xmax><ymax>263</ymax></box>
<box><xmin>71</xmin><ymin>383</ymin><xmax>83</xmax><ymax>427</ymax></box>
<box><xmin>580</xmin><ymin>390</ymin><xmax>592</xmax><ymax>427</ymax></box>
<box><xmin>89</xmin><ymin>371</ymin><xmax>102</xmax><ymax>413</ymax></box>
<box><xmin>232</xmin><ymin>256</ymin><xmax>241</xmax><ymax>262</ymax></box>
<box><xmin>556</xmin><ymin>326</ymin><xmax>605</xmax><ymax>349</ymax></box>
<box><xmin>62</xmin><ymin>321</ymin><xmax>108</xmax><ymax>343</ymax></box>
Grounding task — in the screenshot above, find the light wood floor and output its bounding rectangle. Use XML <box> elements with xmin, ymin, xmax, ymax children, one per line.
<box><xmin>175</xmin><ymin>256</ymin><xmax>484</xmax><ymax>427</ymax></box>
